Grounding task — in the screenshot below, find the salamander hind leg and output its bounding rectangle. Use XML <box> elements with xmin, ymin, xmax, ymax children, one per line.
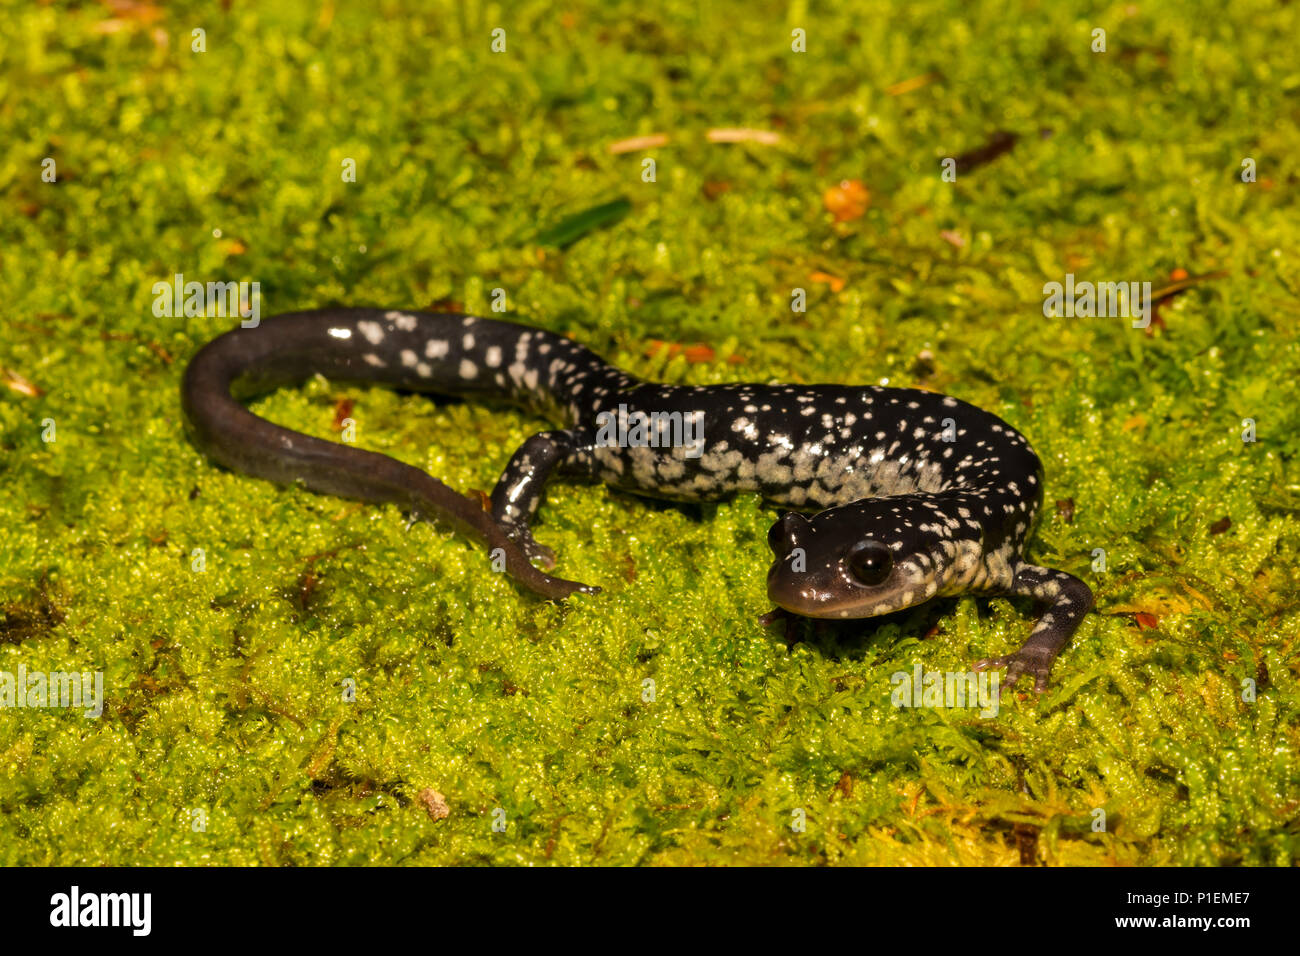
<box><xmin>974</xmin><ymin>564</ymin><xmax>1094</xmax><ymax>693</ymax></box>
<box><xmin>489</xmin><ymin>428</ymin><xmax>597</xmax><ymax>569</ymax></box>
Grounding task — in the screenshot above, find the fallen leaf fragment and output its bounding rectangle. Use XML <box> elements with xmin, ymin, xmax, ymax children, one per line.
<box><xmin>419</xmin><ymin>788</ymin><xmax>451</xmax><ymax>821</ymax></box>
<box><xmin>645</xmin><ymin>340</ymin><xmax>742</xmax><ymax>365</ymax></box>
<box><xmin>332</xmin><ymin>398</ymin><xmax>354</xmax><ymax>430</ymax></box>
<box><xmin>808</xmin><ymin>270</ymin><xmax>846</xmax><ymax>293</ymax></box>
<box><xmin>823</xmin><ymin>179</ymin><xmax>870</xmax><ymax>222</ymax></box>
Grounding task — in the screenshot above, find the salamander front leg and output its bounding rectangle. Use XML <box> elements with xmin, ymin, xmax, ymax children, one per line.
<box><xmin>490</xmin><ymin>428</ymin><xmax>597</xmax><ymax>569</ymax></box>
<box><xmin>974</xmin><ymin>565</ymin><xmax>1093</xmax><ymax>693</ymax></box>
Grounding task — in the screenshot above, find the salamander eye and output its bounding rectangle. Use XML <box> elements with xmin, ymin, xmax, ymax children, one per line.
<box><xmin>846</xmin><ymin>540</ymin><xmax>893</xmax><ymax>587</ymax></box>
<box><xmin>768</xmin><ymin>512</ymin><xmax>808</xmax><ymax>557</ymax></box>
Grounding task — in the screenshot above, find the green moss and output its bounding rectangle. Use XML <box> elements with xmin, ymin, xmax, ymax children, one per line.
<box><xmin>1</xmin><ymin>0</ymin><xmax>1298</xmax><ymax>865</ymax></box>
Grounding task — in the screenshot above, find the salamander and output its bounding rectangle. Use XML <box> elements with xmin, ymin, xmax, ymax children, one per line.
<box><xmin>181</xmin><ymin>308</ymin><xmax>1093</xmax><ymax>691</ymax></box>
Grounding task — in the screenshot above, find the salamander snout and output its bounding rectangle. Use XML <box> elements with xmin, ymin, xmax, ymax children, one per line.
<box><xmin>764</xmin><ymin>508</ymin><xmax>923</xmax><ymax>620</ymax></box>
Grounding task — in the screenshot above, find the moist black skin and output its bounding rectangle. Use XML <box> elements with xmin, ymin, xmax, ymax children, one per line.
<box><xmin>182</xmin><ymin>308</ymin><xmax>1093</xmax><ymax>691</ymax></box>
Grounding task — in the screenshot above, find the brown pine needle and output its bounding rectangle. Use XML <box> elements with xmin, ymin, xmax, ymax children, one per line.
<box><xmin>608</xmin><ymin>133</ymin><xmax>670</xmax><ymax>154</ymax></box>
<box><xmin>3</xmin><ymin>367</ymin><xmax>43</xmax><ymax>397</ymax></box>
<box><xmin>705</xmin><ymin>128</ymin><xmax>781</xmax><ymax>145</ymax></box>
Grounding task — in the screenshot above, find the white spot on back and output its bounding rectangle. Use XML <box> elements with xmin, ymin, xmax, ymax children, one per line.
<box><xmin>384</xmin><ymin>311</ymin><xmax>418</xmax><ymax>331</ymax></box>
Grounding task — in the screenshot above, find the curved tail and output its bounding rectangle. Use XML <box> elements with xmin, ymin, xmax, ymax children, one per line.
<box><xmin>180</xmin><ymin>308</ymin><xmax>602</xmax><ymax>600</ymax></box>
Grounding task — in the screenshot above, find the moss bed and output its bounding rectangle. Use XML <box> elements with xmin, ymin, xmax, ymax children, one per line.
<box><xmin>1</xmin><ymin>0</ymin><xmax>1298</xmax><ymax>864</ymax></box>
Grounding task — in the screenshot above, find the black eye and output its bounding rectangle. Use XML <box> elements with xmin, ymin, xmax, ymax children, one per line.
<box><xmin>846</xmin><ymin>540</ymin><xmax>893</xmax><ymax>586</ymax></box>
<box><xmin>767</xmin><ymin>522</ymin><xmax>786</xmax><ymax>556</ymax></box>
<box><xmin>768</xmin><ymin>512</ymin><xmax>808</xmax><ymax>557</ymax></box>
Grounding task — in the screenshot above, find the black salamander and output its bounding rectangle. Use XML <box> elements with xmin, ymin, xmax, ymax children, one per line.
<box><xmin>181</xmin><ymin>308</ymin><xmax>1093</xmax><ymax>691</ymax></box>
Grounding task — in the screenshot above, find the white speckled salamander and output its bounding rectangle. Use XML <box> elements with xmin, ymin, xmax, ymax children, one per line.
<box><xmin>182</xmin><ymin>308</ymin><xmax>1093</xmax><ymax>691</ymax></box>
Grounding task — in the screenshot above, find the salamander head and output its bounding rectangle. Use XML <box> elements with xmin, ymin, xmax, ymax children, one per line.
<box><xmin>764</xmin><ymin>504</ymin><xmax>951</xmax><ymax>620</ymax></box>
